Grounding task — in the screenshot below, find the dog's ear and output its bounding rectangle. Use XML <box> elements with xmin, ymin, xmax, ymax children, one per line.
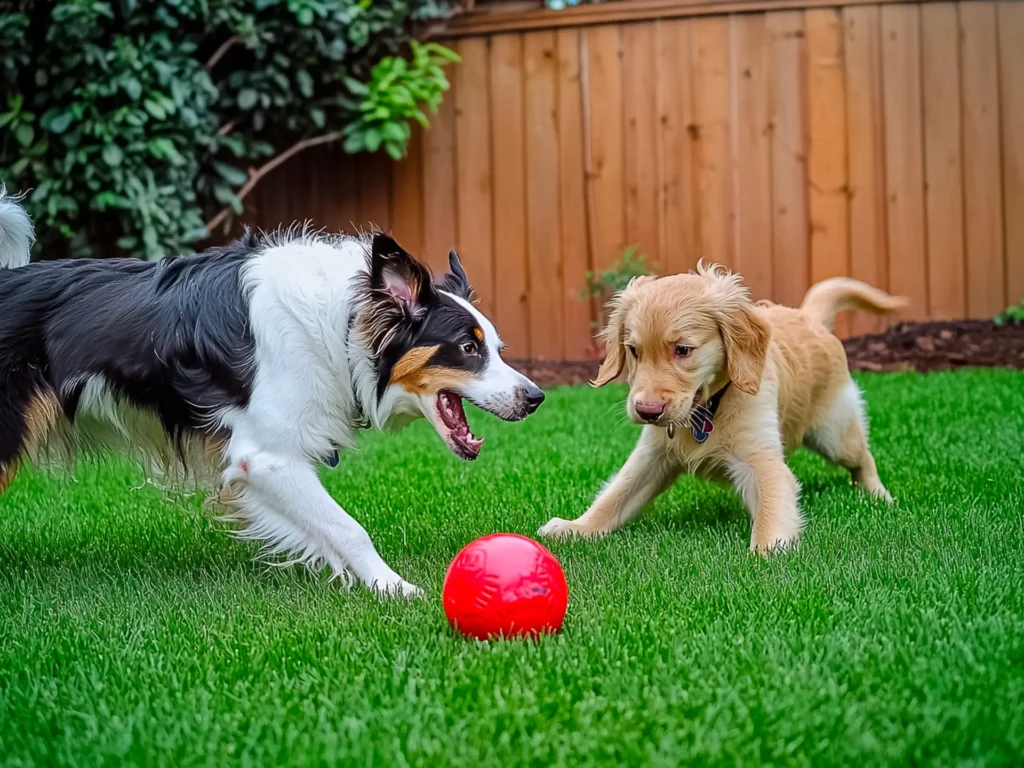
<box><xmin>720</xmin><ymin>305</ymin><xmax>771</xmax><ymax>395</ymax></box>
<box><xmin>592</xmin><ymin>276</ymin><xmax>655</xmax><ymax>387</ymax></box>
<box><xmin>700</xmin><ymin>263</ymin><xmax>771</xmax><ymax>395</ymax></box>
<box><xmin>437</xmin><ymin>249</ymin><xmax>472</xmax><ymax>300</ymax></box>
<box><xmin>369</xmin><ymin>233</ymin><xmax>434</xmax><ymax>319</ymax></box>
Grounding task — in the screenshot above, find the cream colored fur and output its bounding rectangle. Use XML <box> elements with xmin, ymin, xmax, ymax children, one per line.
<box><xmin>539</xmin><ymin>265</ymin><xmax>906</xmax><ymax>553</ymax></box>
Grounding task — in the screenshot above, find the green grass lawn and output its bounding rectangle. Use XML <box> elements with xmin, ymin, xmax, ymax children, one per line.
<box><xmin>2</xmin><ymin>370</ymin><xmax>1024</xmax><ymax>766</ymax></box>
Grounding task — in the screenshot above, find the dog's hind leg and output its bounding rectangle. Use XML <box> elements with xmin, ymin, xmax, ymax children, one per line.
<box><xmin>805</xmin><ymin>379</ymin><xmax>893</xmax><ymax>502</ymax></box>
<box><xmin>0</xmin><ymin>386</ymin><xmax>62</xmax><ymax>495</ymax></box>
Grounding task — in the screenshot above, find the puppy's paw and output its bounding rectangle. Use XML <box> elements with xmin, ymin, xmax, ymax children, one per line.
<box><xmin>371</xmin><ymin>577</ymin><xmax>424</xmax><ymax>600</ymax></box>
<box><xmin>750</xmin><ymin>532</ymin><xmax>800</xmax><ymax>556</ymax></box>
<box><xmin>538</xmin><ymin>517</ymin><xmax>596</xmax><ymax>541</ymax></box>
<box><xmin>869</xmin><ymin>486</ymin><xmax>894</xmax><ymax>504</ymax></box>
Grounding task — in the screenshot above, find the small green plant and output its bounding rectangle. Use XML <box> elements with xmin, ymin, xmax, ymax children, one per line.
<box><xmin>994</xmin><ymin>299</ymin><xmax>1024</xmax><ymax>326</ymax></box>
<box><xmin>342</xmin><ymin>42</ymin><xmax>460</xmax><ymax>160</ymax></box>
<box><xmin>581</xmin><ymin>245</ymin><xmax>654</xmax><ymax>305</ymax></box>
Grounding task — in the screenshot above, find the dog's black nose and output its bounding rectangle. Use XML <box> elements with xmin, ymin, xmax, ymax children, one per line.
<box><xmin>523</xmin><ymin>386</ymin><xmax>545</xmax><ymax>414</ymax></box>
<box><xmin>634</xmin><ymin>401</ymin><xmax>665</xmax><ymax>422</ymax></box>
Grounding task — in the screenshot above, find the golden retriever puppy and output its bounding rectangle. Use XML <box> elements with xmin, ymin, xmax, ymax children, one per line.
<box><xmin>539</xmin><ymin>263</ymin><xmax>906</xmax><ymax>552</ymax></box>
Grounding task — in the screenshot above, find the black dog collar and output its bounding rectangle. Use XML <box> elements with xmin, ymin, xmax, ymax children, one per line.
<box><xmin>688</xmin><ymin>382</ymin><xmax>731</xmax><ymax>443</ymax></box>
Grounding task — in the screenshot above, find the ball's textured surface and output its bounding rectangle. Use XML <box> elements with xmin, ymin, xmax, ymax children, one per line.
<box><xmin>443</xmin><ymin>534</ymin><xmax>568</xmax><ymax>640</ymax></box>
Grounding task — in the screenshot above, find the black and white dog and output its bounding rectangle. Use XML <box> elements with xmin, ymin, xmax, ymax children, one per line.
<box><xmin>0</xmin><ymin>188</ymin><xmax>544</xmax><ymax>597</ymax></box>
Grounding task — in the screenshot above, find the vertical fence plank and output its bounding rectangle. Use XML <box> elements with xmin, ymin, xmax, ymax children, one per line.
<box><xmin>921</xmin><ymin>2</ymin><xmax>966</xmax><ymax>320</ymax></box>
<box><xmin>999</xmin><ymin>1</ymin><xmax>1024</xmax><ymax>305</ymax></box>
<box><xmin>322</xmin><ymin>148</ymin><xmax>359</xmax><ymax>233</ymax></box>
<box><xmin>422</xmin><ymin>80</ymin><xmax>458</xmax><ymax>273</ymax></box>
<box><xmin>657</xmin><ymin>18</ymin><xmax>698</xmax><ymax>275</ymax></box>
<box><xmin>357</xmin><ymin>152</ymin><xmax>393</xmax><ymax>232</ymax></box>
<box><xmin>882</xmin><ymin>3</ymin><xmax>927</xmax><ymax>318</ymax></box>
<box><xmin>692</xmin><ymin>16</ymin><xmax>734</xmax><ymax>269</ymax></box>
<box><xmin>806</xmin><ymin>8</ymin><xmax>851</xmax><ymax>335</ymax></box>
<box><xmin>490</xmin><ymin>34</ymin><xmax>531</xmax><ymax>356</ymax></box>
<box><xmin>524</xmin><ymin>31</ymin><xmax>564</xmax><ymax>360</ymax></box>
<box><xmin>768</xmin><ymin>10</ymin><xmax>809</xmax><ymax>307</ymax></box>
<box><xmin>557</xmin><ymin>28</ymin><xmax>594</xmax><ymax>359</ymax></box>
<box><xmin>584</xmin><ymin>25</ymin><xmax>626</xmax><ymax>280</ymax></box>
<box><xmin>622</xmin><ymin>23</ymin><xmax>661</xmax><ymax>263</ymax></box>
<box><xmin>843</xmin><ymin>5</ymin><xmax>889</xmax><ymax>334</ymax></box>
<box><xmin>733</xmin><ymin>13</ymin><xmax>773</xmax><ymax>302</ymax></box>
<box><xmin>960</xmin><ymin>1</ymin><xmax>1006</xmax><ymax>317</ymax></box>
<box><xmin>454</xmin><ymin>37</ymin><xmax>496</xmax><ymax>317</ymax></box>
<box><xmin>391</xmin><ymin>127</ymin><xmax>426</xmax><ymax>258</ymax></box>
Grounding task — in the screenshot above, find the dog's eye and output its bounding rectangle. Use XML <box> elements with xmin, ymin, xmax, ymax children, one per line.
<box><xmin>675</xmin><ymin>345</ymin><xmax>693</xmax><ymax>359</ymax></box>
<box><xmin>627</xmin><ymin>345</ymin><xmax>638</xmax><ymax>359</ymax></box>
<box><xmin>460</xmin><ymin>341</ymin><xmax>477</xmax><ymax>355</ymax></box>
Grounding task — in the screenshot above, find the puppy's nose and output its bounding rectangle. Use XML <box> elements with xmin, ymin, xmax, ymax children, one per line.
<box><xmin>634</xmin><ymin>401</ymin><xmax>665</xmax><ymax>422</ymax></box>
<box><xmin>522</xmin><ymin>386</ymin><xmax>545</xmax><ymax>414</ymax></box>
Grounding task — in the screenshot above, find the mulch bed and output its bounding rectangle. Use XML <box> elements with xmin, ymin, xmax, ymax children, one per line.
<box><xmin>510</xmin><ymin>320</ymin><xmax>1024</xmax><ymax>388</ymax></box>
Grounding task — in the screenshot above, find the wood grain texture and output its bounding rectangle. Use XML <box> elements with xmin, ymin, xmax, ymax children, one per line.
<box><xmin>921</xmin><ymin>2</ymin><xmax>966</xmax><ymax>320</ymax></box>
<box><xmin>656</xmin><ymin>18</ymin><xmax>699</xmax><ymax>275</ymax></box>
<box><xmin>692</xmin><ymin>16</ymin><xmax>734</xmax><ymax>268</ymax></box>
<box><xmin>583</xmin><ymin>25</ymin><xmax>626</xmax><ymax>275</ymax></box>
<box><xmin>999</xmin><ymin>1</ymin><xmax>1024</xmax><ymax>306</ymax></box>
<box><xmin>843</xmin><ymin>4</ymin><xmax>889</xmax><ymax>333</ymax></box>
<box><xmin>768</xmin><ymin>10</ymin><xmax>809</xmax><ymax>307</ymax></box>
<box><xmin>881</xmin><ymin>3</ymin><xmax>927</xmax><ymax>318</ymax></box>
<box><xmin>806</xmin><ymin>8</ymin><xmax>851</xmax><ymax>335</ymax></box>
<box><xmin>556</xmin><ymin>27</ymin><xmax>595</xmax><ymax>358</ymax></box>
<box><xmin>524</xmin><ymin>30</ymin><xmax>565</xmax><ymax>360</ymax></box>
<box><xmin>490</xmin><ymin>33</ymin><xmax>531</xmax><ymax>355</ymax></box>
<box><xmin>391</xmin><ymin>127</ymin><xmax>426</xmax><ymax>259</ymax></box>
<box><xmin>622</xmin><ymin>23</ymin><xmax>661</xmax><ymax>261</ymax></box>
<box><xmin>732</xmin><ymin>13</ymin><xmax>774</xmax><ymax>301</ymax></box>
<box><xmin>960</xmin><ymin>1</ymin><xmax>1006</xmax><ymax>317</ymax></box>
<box><xmin>357</xmin><ymin>152</ymin><xmax>393</xmax><ymax>233</ymax></box>
<box><xmin>422</xmin><ymin>77</ymin><xmax>459</xmax><ymax>273</ymax></box>
<box><xmin>454</xmin><ymin>37</ymin><xmax>496</xmax><ymax>317</ymax></box>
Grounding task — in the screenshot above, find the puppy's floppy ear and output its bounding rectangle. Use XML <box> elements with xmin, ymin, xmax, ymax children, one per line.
<box><xmin>591</xmin><ymin>275</ymin><xmax>655</xmax><ymax>387</ymax></box>
<box><xmin>720</xmin><ymin>305</ymin><xmax>771</xmax><ymax>395</ymax></box>
<box><xmin>369</xmin><ymin>233</ymin><xmax>434</xmax><ymax>318</ymax></box>
<box><xmin>699</xmin><ymin>262</ymin><xmax>771</xmax><ymax>395</ymax></box>
<box><xmin>437</xmin><ymin>249</ymin><xmax>472</xmax><ymax>300</ymax></box>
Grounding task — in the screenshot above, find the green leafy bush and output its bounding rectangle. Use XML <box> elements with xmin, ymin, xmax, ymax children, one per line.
<box><xmin>994</xmin><ymin>299</ymin><xmax>1024</xmax><ymax>327</ymax></box>
<box><xmin>582</xmin><ymin>245</ymin><xmax>654</xmax><ymax>302</ymax></box>
<box><xmin>0</xmin><ymin>0</ymin><xmax>458</xmax><ymax>260</ymax></box>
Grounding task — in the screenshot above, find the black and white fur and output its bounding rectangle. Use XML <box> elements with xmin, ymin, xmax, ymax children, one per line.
<box><xmin>0</xmin><ymin>188</ymin><xmax>544</xmax><ymax>597</ymax></box>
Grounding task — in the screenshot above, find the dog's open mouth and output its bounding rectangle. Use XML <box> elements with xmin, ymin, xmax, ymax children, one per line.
<box><xmin>435</xmin><ymin>391</ymin><xmax>484</xmax><ymax>460</ymax></box>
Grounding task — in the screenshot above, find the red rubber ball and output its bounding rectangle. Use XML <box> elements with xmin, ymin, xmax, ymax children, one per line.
<box><xmin>443</xmin><ymin>534</ymin><xmax>568</xmax><ymax>640</ymax></box>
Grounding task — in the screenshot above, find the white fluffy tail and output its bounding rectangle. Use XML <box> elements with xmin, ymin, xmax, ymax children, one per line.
<box><xmin>0</xmin><ymin>185</ymin><xmax>34</xmax><ymax>269</ymax></box>
<box><xmin>800</xmin><ymin>277</ymin><xmax>908</xmax><ymax>332</ymax></box>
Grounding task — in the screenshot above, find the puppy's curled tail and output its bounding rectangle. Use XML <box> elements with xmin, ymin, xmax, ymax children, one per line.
<box><xmin>0</xmin><ymin>185</ymin><xmax>34</xmax><ymax>269</ymax></box>
<box><xmin>800</xmin><ymin>277</ymin><xmax>908</xmax><ymax>332</ymax></box>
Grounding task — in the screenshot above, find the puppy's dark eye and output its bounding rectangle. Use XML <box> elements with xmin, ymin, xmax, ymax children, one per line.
<box><xmin>627</xmin><ymin>345</ymin><xmax>638</xmax><ymax>359</ymax></box>
<box><xmin>675</xmin><ymin>344</ymin><xmax>693</xmax><ymax>359</ymax></box>
<box><xmin>460</xmin><ymin>341</ymin><xmax>477</xmax><ymax>355</ymax></box>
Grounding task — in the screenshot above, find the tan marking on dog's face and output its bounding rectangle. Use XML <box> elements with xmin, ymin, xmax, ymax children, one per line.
<box><xmin>23</xmin><ymin>390</ymin><xmax>63</xmax><ymax>455</ymax></box>
<box><xmin>390</xmin><ymin>345</ymin><xmax>441</xmax><ymax>384</ymax></box>
<box><xmin>473</xmin><ymin>327</ymin><xmax>484</xmax><ymax>342</ymax></box>
<box><xmin>391</xmin><ymin>365</ymin><xmax>478</xmax><ymax>396</ymax></box>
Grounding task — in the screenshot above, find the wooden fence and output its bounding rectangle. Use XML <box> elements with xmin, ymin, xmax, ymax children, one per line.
<box><xmin>241</xmin><ymin>0</ymin><xmax>1024</xmax><ymax>360</ymax></box>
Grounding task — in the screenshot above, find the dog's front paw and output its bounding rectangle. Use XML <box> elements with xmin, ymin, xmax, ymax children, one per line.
<box><xmin>538</xmin><ymin>517</ymin><xmax>604</xmax><ymax>541</ymax></box>
<box><xmin>370</xmin><ymin>577</ymin><xmax>424</xmax><ymax>600</ymax></box>
<box><xmin>750</xmin><ymin>532</ymin><xmax>800</xmax><ymax>556</ymax></box>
